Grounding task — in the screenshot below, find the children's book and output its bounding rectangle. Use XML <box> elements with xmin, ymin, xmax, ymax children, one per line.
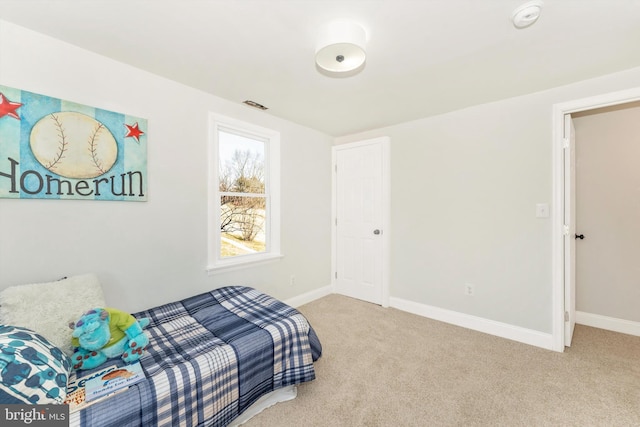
<box><xmin>63</xmin><ymin>364</ymin><xmax>119</xmax><ymax>412</ymax></box>
<box><xmin>84</xmin><ymin>361</ymin><xmax>146</xmax><ymax>402</ymax></box>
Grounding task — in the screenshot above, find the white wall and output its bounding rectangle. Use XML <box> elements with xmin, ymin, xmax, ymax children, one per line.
<box><xmin>336</xmin><ymin>66</ymin><xmax>640</xmax><ymax>334</ymax></box>
<box><xmin>574</xmin><ymin>102</ymin><xmax>640</xmax><ymax>322</ymax></box>
<box><xmin>6</xmin><ymin>19</ymin><xmax>640</xmax><ymax>339</ymax></box>
<box><xmin>0</xmin><ymin>21</ymin><xmax>333</xmax><ymax>313</ymax></box>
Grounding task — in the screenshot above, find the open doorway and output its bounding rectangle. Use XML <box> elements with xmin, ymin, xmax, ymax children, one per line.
<box><xmin>571</xmin><ymin>102</ymin><xmax>640</xmax><ymax>337</ymax></box>
<box><xmin>552</xmin><ymin>88</ymin><xmax>640</xmax><ymax>351</ymax></box>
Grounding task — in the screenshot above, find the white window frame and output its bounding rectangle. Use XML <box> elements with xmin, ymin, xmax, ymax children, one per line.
<box><xmin>207</xmin><ymin>114</ymin><xmax>281</xmax><ymax>273</ymax></box>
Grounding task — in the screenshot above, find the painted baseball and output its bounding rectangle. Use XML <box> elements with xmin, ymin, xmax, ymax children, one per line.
<box><xmin>30</xmin><ymin>111</ymin><xmax>118</xmax><ymax>179</ymax></box>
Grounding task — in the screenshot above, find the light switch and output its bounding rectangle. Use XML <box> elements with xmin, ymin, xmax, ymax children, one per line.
<box><xmin>536</xmin><ymin>203</ymin><xmax>549</xmax><ymax>218</ymax></box>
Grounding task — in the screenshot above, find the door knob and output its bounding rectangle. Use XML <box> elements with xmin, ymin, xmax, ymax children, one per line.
<box><xmin>373</xmin><ymin>229</ymin><xmax>381</xmax><ymax>235</ymax></box>
<box><xmin>575</xmin><ymin>234</ymin><xmax>584</xmax><ymax>240</ymax></box>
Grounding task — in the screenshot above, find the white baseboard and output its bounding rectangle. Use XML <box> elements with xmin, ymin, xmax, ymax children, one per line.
<box><xmin>284</xmin><ymin>285</ymin><xmax>333</xmax><ymax>308</ymax></box>
<box><xmin>576</xmin><ymin>311</ymin><xmax>640</xmax><ymax>337</ymax></box>
<box><xmin>390</xmin><ymin>297</ymin><xmax>555</xmax><ymax>351</ymax></box>
<box><xmin>285</xmin><ymin>289</ymin><xmax>556</xmax><ymax>350</ymax></box>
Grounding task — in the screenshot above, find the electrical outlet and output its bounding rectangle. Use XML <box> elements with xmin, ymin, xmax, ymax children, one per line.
<box><xmin>289</xmin><ymin>275</ymin><xmax>296</xmax><ymax>286</ymax></box>
<box><xmin>465</xmin><ymin>283</ymin><xmax>475</xmax><ymax>296</ymax></box>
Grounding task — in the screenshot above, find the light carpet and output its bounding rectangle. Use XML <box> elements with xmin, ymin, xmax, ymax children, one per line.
<box><xmin>245</xmin><ymin>294</ymin><xmax>640</xmax><ymax>426</ymax></box>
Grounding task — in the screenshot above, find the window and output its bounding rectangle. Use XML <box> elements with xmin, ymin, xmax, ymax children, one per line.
<box><xmin>208</xmin><ymin>115</ymin><xmax>281</xmax><ymax>271</ymax></box>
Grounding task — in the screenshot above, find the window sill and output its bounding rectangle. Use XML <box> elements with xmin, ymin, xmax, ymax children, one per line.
<box><xmin>206</xmin><ymin>253</ymin><xmax>283</xmax><ymax>275</ymax></box>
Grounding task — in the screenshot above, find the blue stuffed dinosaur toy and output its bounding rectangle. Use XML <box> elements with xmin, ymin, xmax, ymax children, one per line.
<box><xmin>69</xmin><ymin>308</ymin><xmax>150</xmax><ymax>371</ymax></box>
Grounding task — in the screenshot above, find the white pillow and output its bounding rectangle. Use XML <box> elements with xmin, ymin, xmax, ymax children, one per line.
<box><xmin>0</xmin><ymin>274</ymin><xmax>106</xmax><ymax>356</ymax></box>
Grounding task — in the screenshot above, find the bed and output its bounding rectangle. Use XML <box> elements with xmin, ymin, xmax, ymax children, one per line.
<box><xmin>0</xmin><ymin>278</ymin><xmax>321</xmax><ymax>427</ymax></box>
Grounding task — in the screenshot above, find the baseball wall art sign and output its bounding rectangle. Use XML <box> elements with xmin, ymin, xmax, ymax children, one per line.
<box><xmin>0</xmin><ymin>84</ymin><xmax>147</xmax><ymax>201</ymax></box>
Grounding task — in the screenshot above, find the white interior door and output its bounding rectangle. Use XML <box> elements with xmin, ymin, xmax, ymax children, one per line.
<box><xmin>334</xmin><ymin>138</ymin><xmax>388</xmax><ymax>305</ymax></box>
<box><xmin>564</xmin><ymin>114</ymin><xmax>576</xmax><ymax>346</ymax></box>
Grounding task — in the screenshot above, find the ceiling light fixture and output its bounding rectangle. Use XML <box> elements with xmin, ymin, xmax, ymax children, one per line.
<box><xmin>315</xmin><ymin>21</ymin><xmax>366</xmax><ymax>75</ymax></box>
<box><xmin>512</xmin><ymin>0</ymin><xmax>543</xmax><ymax>29</ymax></box>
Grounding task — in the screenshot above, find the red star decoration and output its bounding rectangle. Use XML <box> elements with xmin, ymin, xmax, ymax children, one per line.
<box><xmin>0</xmin><ymin>93</ymin><xmax>22</xmax><ymax>120</ymax></box>
<box><xmin>124</xmin><ymin>122</ymin><xmax>145</xmax><ymax>143</ymax></box>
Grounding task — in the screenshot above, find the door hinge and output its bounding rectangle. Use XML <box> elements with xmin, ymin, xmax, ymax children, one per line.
<box><xmin>564</xmin><ymin>311</ymin><xmax>569</xmax><ymax>322</ymax></box>
<box><xmin>334</xmin><ymin>164</ymin><xmax>337</xmax><ymax>172</ymax></box>
<box><xmin>335</xmin><ymin>218</ymin><xmax>337</xmax><ymax>226</ymax></box>
<box><xmin>335</xmin><ymin>272</ymin><xmax>337</xmax><ymax>279</ymax></box>
<box><xmin>563</xmin><ymin>225</ymin><xmax>569</xmax><ymax>236</ymax></box>
<box><xmin>562</xmin><ymin>138</ymin><xmax>569</xmax><ymax>149</ymax></box>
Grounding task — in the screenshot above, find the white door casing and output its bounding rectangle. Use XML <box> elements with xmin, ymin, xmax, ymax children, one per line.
<box><xmin>563</xmin><ymin>114</ymin><xmax>576</xmax><ymax>347</ymax></box>
<box><xmin>332</xmin><ymin>137</ymin><xmax>390</xmax><ymax>306</ymax></box>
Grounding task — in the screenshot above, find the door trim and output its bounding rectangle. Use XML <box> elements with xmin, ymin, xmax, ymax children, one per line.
<box><xmin>551</xmin><ymin>87</ymin><xmax>640</xmax><ymax>351</ymax></box>
<box><xmin>331</xmin><ymin>137</ymin><xmax>391</xmax><ymax>307</ymax></box>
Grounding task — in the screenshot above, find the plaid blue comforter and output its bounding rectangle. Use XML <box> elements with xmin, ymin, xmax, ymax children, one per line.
<box><xmin>70</xmin><ymin>286</ymin><xmax>322</xmax><ymax>427</ymax></box>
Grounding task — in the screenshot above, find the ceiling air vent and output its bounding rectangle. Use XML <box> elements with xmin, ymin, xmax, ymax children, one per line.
<box><xmin>243</xmin><ymin>100</ymin><xmax>268</xmax><ymax>110</ymax></box>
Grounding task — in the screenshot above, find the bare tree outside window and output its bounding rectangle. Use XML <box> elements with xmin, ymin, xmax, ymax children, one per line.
<box><xmin>218</xmin><ymin>131</ymin><xmax>266</xmax><ymax>258</ymax></box>
<box><xmin>208</xmin><ymin>116</ymin><xmax>280</xmax><ymax>270</ymax></box>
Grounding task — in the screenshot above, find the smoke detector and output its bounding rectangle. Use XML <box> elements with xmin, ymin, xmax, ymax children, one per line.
<box><xmin>512</xmin><ymin>1</ymin><xmax>543</xmax><ymax>29</ymax></box>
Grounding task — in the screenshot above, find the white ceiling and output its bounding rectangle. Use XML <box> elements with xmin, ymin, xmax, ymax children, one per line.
<box><xmin>1</xmin><ymin>0</ymin><xmax>639</xmax><ymax>136</ymax></box>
